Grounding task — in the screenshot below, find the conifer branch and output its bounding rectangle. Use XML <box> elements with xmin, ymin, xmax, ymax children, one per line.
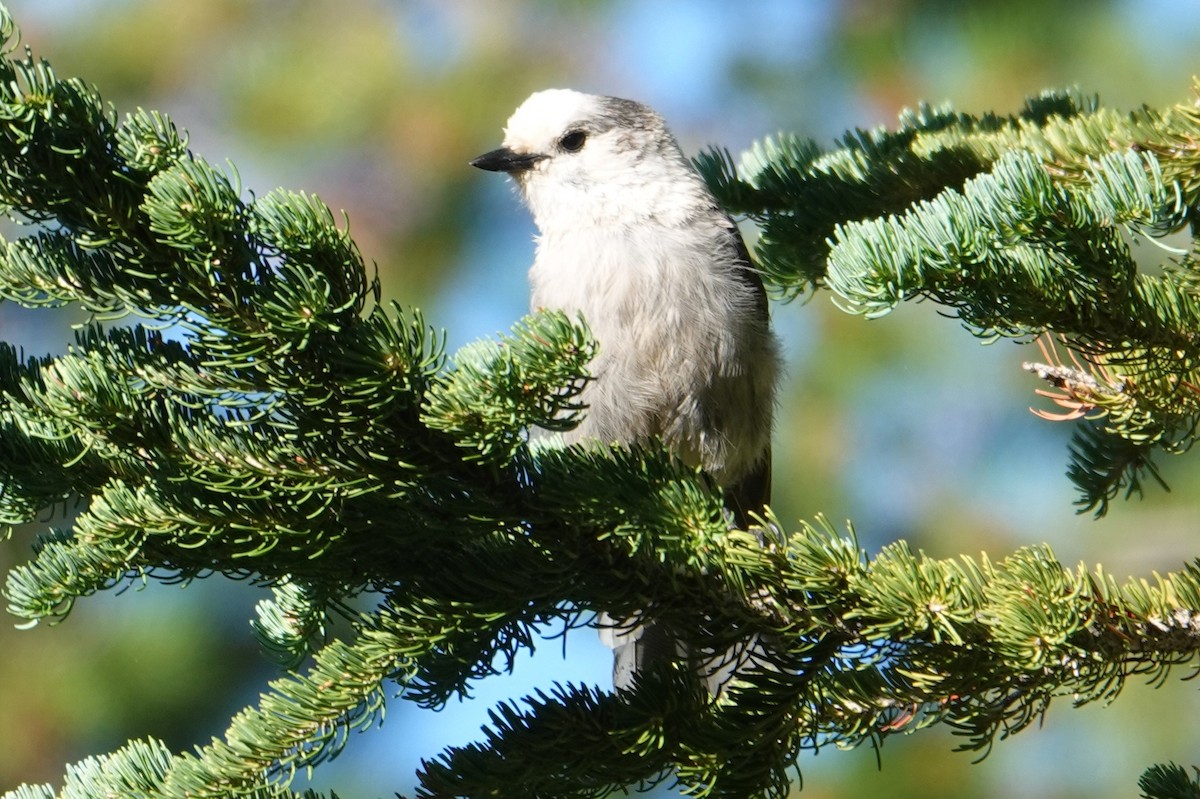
<box><xmin>1139</xmin><ymin>762</ymin><xmax>1200</xmax><ymax>799</ymax></box>
<box><xmin>700</xmin><ymin>87</ymin><xmax>1200</xmax><ymax>512</ymax></box>
<box><xmin>407</xmin><ymin>521</ymin><xmax>1200</xmax><ymax>798</ymax></box>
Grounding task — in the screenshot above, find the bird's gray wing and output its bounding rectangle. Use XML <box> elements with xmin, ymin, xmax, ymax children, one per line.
<box><xmin>612</xmin><ymin>217</ymin><xmax>773</xmax><ymax>694</ymax></box>
<box><xmin>726</xmin><ymin>213</ymin><xmax>770</xmax><ymax>321</ymax></box>
<box><xmin>725</xmin><ymin>454</ymin><xmax>770</xmax><ymax>529</ymax></box>
<box><xmin>723</xmin><ymin>215</ymin><xmax>772</xmax><ymax>528</ymax></box>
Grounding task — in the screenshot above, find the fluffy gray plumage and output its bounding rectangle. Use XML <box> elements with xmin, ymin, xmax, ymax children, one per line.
<box><xmin>472</xmin><ymin>88</ymin><xmax>780</xmax><ymax>693</ymax></box>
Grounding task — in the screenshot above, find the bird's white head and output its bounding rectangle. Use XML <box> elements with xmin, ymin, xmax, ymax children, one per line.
<box><xmin>471</xmin><ymin>89</ymin><xmax>707</xmax><ymax>228</ymax></box>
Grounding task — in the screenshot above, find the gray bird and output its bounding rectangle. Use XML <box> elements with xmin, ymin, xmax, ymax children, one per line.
<box><xmin>471</xmin><ymin>89</ymin><xmax>780</xmax><ymax>692</ymax></box>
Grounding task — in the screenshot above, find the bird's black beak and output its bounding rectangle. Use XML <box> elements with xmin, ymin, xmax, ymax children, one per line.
<box><xmin>470</xmin><ymin>147</ymin><xmax>544</xmax><ymax>173</ymax></box>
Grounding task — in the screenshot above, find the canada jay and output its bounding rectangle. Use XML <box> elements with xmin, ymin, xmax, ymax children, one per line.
<box><xmin>471</xmin><ymin>89</ymin><xmax>780</xmax><ymax>691</ymax></box>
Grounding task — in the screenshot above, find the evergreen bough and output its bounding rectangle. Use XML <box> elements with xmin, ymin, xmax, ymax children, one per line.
<box><xmin>0</xmin><ymin>4</ymin><xmax>1198</xmax><ymax>797</ymax></box>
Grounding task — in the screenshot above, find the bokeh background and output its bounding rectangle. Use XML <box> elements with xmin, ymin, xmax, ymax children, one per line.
<box><xmin>1</xmin><ymin>1</ymin><xmax>1199</xmax><ymax>797</ymax></box>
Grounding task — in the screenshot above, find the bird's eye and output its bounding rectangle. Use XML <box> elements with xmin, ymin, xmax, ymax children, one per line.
<box><xmin>559</xmin><ymin>130</ymin><xmax>587</xmax><ymax>152</ymax></box>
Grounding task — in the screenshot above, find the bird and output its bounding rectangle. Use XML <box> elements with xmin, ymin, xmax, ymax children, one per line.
<box><xmin>471</xmin><ymin>88</ymin><xmax>780</xmax><ymax>693</ymax></box>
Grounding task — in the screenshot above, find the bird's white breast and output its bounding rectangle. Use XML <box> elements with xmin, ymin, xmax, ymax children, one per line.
<box><xmin>528</xmin><ymin>218</ymin><xmax>773</xmax><ymax>483</ymax></box>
